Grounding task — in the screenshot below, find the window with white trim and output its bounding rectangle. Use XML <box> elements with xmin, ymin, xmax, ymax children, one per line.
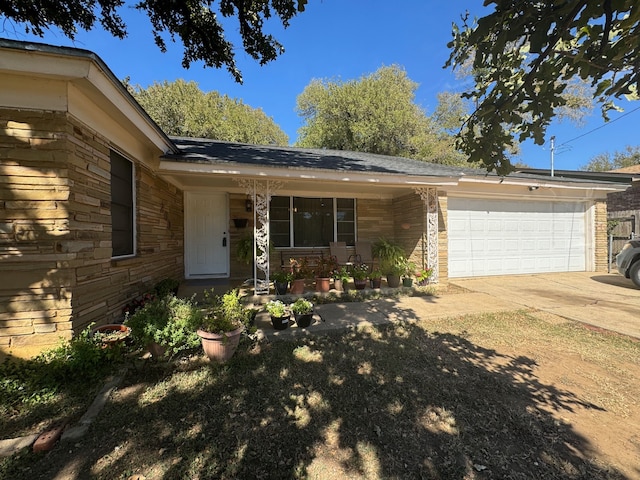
<box><xmin>270</xmin><ymin>196</ymin><xmax>356</xmax><ymax>247</ymax></box>
<box><xmin>110</xmin><ymin>150</ymin><xmax>135</xmax><ymax>258</ymax></box>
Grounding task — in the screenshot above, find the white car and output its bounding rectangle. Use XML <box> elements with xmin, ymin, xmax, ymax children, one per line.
<box><xmin>616</xmin><ymin>239</ymin><xmax>640</xmax><ymax>287</ymax></box>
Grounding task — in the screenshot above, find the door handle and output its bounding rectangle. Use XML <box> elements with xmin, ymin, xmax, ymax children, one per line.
<box><xmin>222</xmin><ymin>237</ymin><xmax>227</xmax><ymax>247</ymax></box>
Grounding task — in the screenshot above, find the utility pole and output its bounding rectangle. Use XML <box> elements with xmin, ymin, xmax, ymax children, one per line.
<box><xmin>550</xmin><ymin>135</ymin><xmax>555</xmax><ymax>177</ymax></box>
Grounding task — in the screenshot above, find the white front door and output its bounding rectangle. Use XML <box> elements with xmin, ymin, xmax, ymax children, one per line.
<box><xmin>185</xmin><ymin>192</ymin><xmax>229</xmax><ymax>278</ymax></box>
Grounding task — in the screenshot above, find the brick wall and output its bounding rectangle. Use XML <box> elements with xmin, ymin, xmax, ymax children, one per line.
<box><xmin>608</xmin><ymin>184</ymin><xmax>640</xmax><ymax>212</ymax></box>
<box><xmin>0</xmin><ymin>109</ymin><xmax>184</xmax><ymax>358</ymax></box>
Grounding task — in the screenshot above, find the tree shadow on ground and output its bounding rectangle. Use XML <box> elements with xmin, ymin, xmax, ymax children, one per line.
<box><xmin>4</xmin><ymin>304</ymin><xmax>628</xmax><ymax>480</ymax></box>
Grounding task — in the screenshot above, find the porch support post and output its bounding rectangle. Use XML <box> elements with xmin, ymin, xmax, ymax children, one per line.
<box><xmin>413</xmin><ymin>187</ymin><xmax>439</xmax><ymax>283</ymax></box>
<box><xmin>235</xmin><ymin>179</ymin><xmax>283</xmax><ymax>294</ymax></box>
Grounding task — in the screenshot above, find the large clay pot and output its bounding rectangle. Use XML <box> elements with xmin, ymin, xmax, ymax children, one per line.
<box><xmin>290</xmin><ymin>279</ymin><xmax>305</xmax><ymax>294</ymax></box>
<box><xmin>315</xmin><ymin>277</ymin><xmax>331</xmax><ymax>292</ymax></box>
<box><xmin>386</xmin><ymin>274</ymin><xmax>401</xmax><ymax>288</ymax></box>
<box><xmin>197</xmin><ymin>326</ymin><xmax>244</xmax><ymax>363</ymax></box>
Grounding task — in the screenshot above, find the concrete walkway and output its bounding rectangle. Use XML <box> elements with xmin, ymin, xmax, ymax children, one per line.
<box><xmin>256</xmin><ymin>272</ymin><xmax>640</xmax><ymax>341</ymax></box>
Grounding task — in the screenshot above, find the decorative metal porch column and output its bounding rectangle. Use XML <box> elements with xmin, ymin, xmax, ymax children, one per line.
<box><xmin>235</xmin><ymin>179</ymin><xmax>283</xmax><ymax>294</ymax></box>
<box><xmin>413</xmin><ymin>187</ymin><xmax>439</xmax><ymax>283</ymax></box>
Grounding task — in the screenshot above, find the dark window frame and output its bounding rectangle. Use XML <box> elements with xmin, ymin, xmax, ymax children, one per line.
<box><xmin>110</xmin><ymin>150</ymin><xmax>136</xmax><ymax>258</ymax></box>
<box><xmin>270</xmin><ymin>196</ymin><xmax>356</xmax><ymax>248</ymax></box>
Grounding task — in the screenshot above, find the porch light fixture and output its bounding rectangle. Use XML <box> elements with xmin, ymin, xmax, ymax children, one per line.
<box><xmin>245</xmin><ymin>198</ymin><xmax>253</xmax><ymax>212</ymax></box>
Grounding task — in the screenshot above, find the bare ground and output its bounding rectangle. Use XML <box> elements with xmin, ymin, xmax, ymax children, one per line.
<box><xmin>2</xmin><ymin>306</ymin><xmax>640</xmax><ymax>479</ymax></box>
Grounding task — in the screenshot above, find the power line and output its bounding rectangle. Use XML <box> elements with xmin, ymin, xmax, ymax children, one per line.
<box><xmin>557</xmin><ymin>104</ymin><xmax>640</xmax><ymax>148</ymax></box>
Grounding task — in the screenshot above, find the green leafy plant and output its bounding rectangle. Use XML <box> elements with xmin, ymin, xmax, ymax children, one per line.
<box><xmin>372</xmin><ymin>238</ymin><xmax>406</xmax><ymax>275</ymax></box>
<box><xmin>154</xmin><ymin>278</ymin><xmax>180</xmax><ymax>298</ymax></box>
<box><xmin>125</xmin><ymin>295</ymin><xmax>202</xmax><ymax>356</ymax></box>
<box><xmin>200</xmin><ymin>288</ymin><xmax>251</xmax><ymax>334</ymax></box>
<box><xmin>416</xmin><ymin>268</ymin><xmax>433</xmax><ymax>285</ymax></box>
<box><xmin>265</xmin><ymin>300</ymin><xmax>288</xmax><ymax>317</ymax></box>
<box><xmin>402</xmin><ymin>260</ymin><xmax>417</xmax><ymax>278</ymax></box>
<box><xmin>351</xmin><ymin>263</ymin><xmax>370</xmax><ymax>281</ymax></box>
<box><xmin>290</xmin><ymin>298</ymin><xmax>313</xmax><ymax>315</ymax></box>
<box><xmin>369</xmin><ymin>268</ymin><xmax>382</xmax><ymax>280</ymax></box>
<box><xmin>272</xmin><ymin>270</ymin><xmax>293</xmax><ymax>284</ymax></box>
<box><xmin>332</xmin><ymin>266</ymin><xmax>351</xmax><ymax>283</ymax></box>
<box><xmin>289</xmin><ymin>257</ymin><xmax>313</xmax><ymax>279</ymax></box>
<box><xmin>314</xmin><ymin>256</ymin><xmax>338</xmax><ymax>278</ymax></box>
<box><xmin>236</xmin><ymin>235</ymin><xmax>254</xmax><ymax>265</ymax></box>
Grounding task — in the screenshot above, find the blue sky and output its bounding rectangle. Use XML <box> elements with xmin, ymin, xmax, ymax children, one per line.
<box><xmin>6</xmin><ymin>0</ymin><xmax>640</xmax><ymax>170</ymax></box>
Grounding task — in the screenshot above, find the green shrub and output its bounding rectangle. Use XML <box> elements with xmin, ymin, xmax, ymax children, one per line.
<box><xmin>125</xmin><ymin>295</ymin><xmax>202</xmax><ymax>356</ymax></box>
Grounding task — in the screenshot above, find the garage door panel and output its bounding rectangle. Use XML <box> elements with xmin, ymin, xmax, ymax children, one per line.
<box><xmin>448</xmin><ymin>198</ymin><xmax>587</xmax><ymax>278</ymax></box>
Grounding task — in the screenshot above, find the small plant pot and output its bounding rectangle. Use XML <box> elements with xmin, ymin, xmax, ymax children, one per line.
<box><xmin>197</xmin><ymin>326</ymin><xmax>244</xmax><ymax>363</ymax></box>
<box><xmin>294</xmin><ymin>313</ymin><xmax>314</xmax><ymax>328</ymax></box>
<box><xmin>333</xmin><ymin>279</ymin><xmax>344</xmax><ymax>291</ymax></box>
<box><xmin>353</xmin><ymin>279</ymin><xmax>367</xmax><ymax>290</ymax></box>
<box><xmin>370</xmin><ymin>278</ymin><xmax>382</xmax><ymax>289</ymax></box>
<box><xmin>274</xmin><ymin>281</ymin><xmax>289</xmax><ymax>295</ymax></box>
<box><xmin>315</xmin><ymin>277</ymin><xmax>331</xmax><ymax>292</ymax></box>
<box><xmin>290</xmin><ymin>279</ymin><xmax>305</xmax><ymax>294</ymax></box>
<box><xmin>402</xmin><ymin>277</ymin><xmax>414</xmax><ymax>288</ymax></box>
<box><xmin>270</xmin><ymin>314</ymin><xmax>290</xmax><ymax>330</ymax></box>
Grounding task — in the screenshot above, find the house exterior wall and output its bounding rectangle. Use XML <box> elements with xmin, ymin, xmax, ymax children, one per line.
<box><xmin>1</xmin><ymin>108</ymin><xmax>184</xmax><ymax>359</ymax></box>
<box><xmin>594</xmin><ymin>200</ymin><xmax>608</xmax><ymax>272</ymax></box>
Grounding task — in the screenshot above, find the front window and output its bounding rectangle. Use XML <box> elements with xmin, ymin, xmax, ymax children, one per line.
<box><xmin>270</xmin><ymin>196</ymin><xmax>356</xmax><ymax>247</ymax></box>
<box><xmin>110</xmin><ymin>150</ymin><xmax>135</xmax><ymax>258</ymax></box>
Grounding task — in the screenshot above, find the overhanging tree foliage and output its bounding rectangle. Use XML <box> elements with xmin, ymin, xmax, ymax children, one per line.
<box><xmin>447</xmin><ymin>1</ymin><xmax>640</xmax><ymax>174</ymax></box>
<box><xmin>1</xmin><ymin>0</ymin><xmax>307</xmax><ymax>82</ymax></box>
<box><xmin>130</xmin><ymin>79</ymin><xmax>289</xmax><ymax>145</ymax></box>
<box><xmin>295</xmin><ymin>65</ymin><xmax>470</xmax><ymax>167</ymax></box>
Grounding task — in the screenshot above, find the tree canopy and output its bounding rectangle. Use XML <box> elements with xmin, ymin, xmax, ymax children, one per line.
<box><xmin>295</xmin><ymin>65</ymin><xmax>470</xmax><ymax>167</ymax></box>
<box><xmin>130</xmin><ymin>79</ymin><xmax>288</xmax><ymax>145</ymax></box>
<box><xmin>581</xmin><ymin>145</ymin><xmax>640</xmax><ymax>171</ymax></box>
<box><xmin>447</xmin><ymin>1</ymin><xmax>640</xmax><ymax>174</ymax></box>
<box><xmin>1</xmin><ymin>0</ymin><xmax>307</xmax><ymax>83</ymax></box>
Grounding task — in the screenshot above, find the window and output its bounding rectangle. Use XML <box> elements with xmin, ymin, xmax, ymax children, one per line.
<box><xmin>270</xmin><ymin>196</ymin><xmax>356</xmax><ymax>247</ymax></box>
<box><xmin>110</xmin><ymin>150</ymin><xmax>135</xmax><ymax>258</ymax></box>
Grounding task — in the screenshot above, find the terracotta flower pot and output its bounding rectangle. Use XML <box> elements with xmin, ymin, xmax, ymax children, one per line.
<box><xmin>197</xmin><ymin>326</ymin><xmax>244</xmax><ymax>363</ymax></box>
<box><xmin>91</xmin><ymin>324</ymin><xmax>131</xmax><ymax>347</ymax></box>
<box><xmin>290</xmin><ymin>279</ymin><xmax>305</xmax><ymax>294</ymax></box>
<box><xmin>315</xmin><ymin>277</ymin><xmax>331</xmax><ymax>292</ymax></box>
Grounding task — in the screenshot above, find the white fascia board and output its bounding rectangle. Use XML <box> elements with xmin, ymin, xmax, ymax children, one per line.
<box><xmin>158</xmin><ymin>160</ymin><xmax>460</xmax><ymax>187</ymax></box>
<box><xmin>458</xmin><ymin>175</ymin><xmax>629</xmax><ymax>193</ymax></box>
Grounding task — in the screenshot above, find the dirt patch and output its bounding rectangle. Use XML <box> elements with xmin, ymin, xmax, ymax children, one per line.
<box><xmin>2</xmin><ymin>309</ymin><xmax>639</xmax><ymax>479</ymax></box>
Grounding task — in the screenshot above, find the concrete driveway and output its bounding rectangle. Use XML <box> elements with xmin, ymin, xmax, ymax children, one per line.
<box><xmin>451</xmin><ymin>272</ymin><xmax>640</xmax><ymax>340</ymax></box>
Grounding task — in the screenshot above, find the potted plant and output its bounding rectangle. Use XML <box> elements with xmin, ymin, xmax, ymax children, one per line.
<box><xmin>332</xmin><ymin>266</ymin><xmax>351</xmax><ymax>291</ymax></box>
<box><xmin>372</xmin><ymin>238</ymin><xmax>406</xmax><ymax>288</ymax></box>
<box><xmin>272</xmin><ymin>270</ymin><xmax>292</xmax><ymax>295</ymax></box>
<box><xmin>125</xmin><ymin>294</ymin><xmax>202</xmax><ymax>359</ymax></box>
<box><xmin>197</xmin><ymin>289</ymin><xmax>248</xmax><ymax>363</ymax></box>
<box><xmin>153</xmin><ymin>278</ymin><xmax>180</xmax><ymax>298</ymax></box>
<box><xmin>402</xmin><ymin>260</ymin><xmax>417</xmax><ymax>287</ymax></box>
<box><xmin>265</xmin><ymin>299</ymin><xmax>290</xmax><ymax>330</ymax></box>
<box><xmin>290</xmin><ymin>298</ymin><xmax>314</xmax><ymax>328</ymax></box>
<box><xmin>415</xmin><ymin>267</ymin><xmax>433</xmax><ymax>286</ymax></box>
<box><xmin>289</xmin><ymin>257</ymin><xmax>311</xmax><ymax>294</ymax></box>
<box><xmin>352</xmin><ymin>263</ymin><xmax>369</xmax><ymax>290</ymax></box>
<box><xmin>369</xmin><ymin>268</ymin><xmax>383</xmax><ymax>289</ymax></box>
<box><xmin>315</xmin><ymin>256</ymin><xmax>337</xmax><ymax>293</ymax></box>
<box><xmin>91</xmin><ymin>323</ymin><xmax>131</xmax><ymax>347</ymax></box>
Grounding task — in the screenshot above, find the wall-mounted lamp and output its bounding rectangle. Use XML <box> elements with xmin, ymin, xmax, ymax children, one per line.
<box><xmin>245</xmin><ymin>198</ymin><xmax>253</xmax><ymax>212</ymax></box>
<box><xmin>528</xmin><ymin>186</ymin><xmax>539</xmax><ymax>191</ymax></box>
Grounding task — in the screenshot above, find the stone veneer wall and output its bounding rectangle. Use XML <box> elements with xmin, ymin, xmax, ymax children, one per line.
<box><xmin>1</xmin><ymin>109</ymin><xmax>184</xmax><ymax>358</ymax></box>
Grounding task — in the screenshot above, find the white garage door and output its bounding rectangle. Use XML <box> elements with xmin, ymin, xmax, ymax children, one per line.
<box><xmin>448</xmin><ymin>198</ymin><xmax>587</xmax><ymax>278</ymax></box>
